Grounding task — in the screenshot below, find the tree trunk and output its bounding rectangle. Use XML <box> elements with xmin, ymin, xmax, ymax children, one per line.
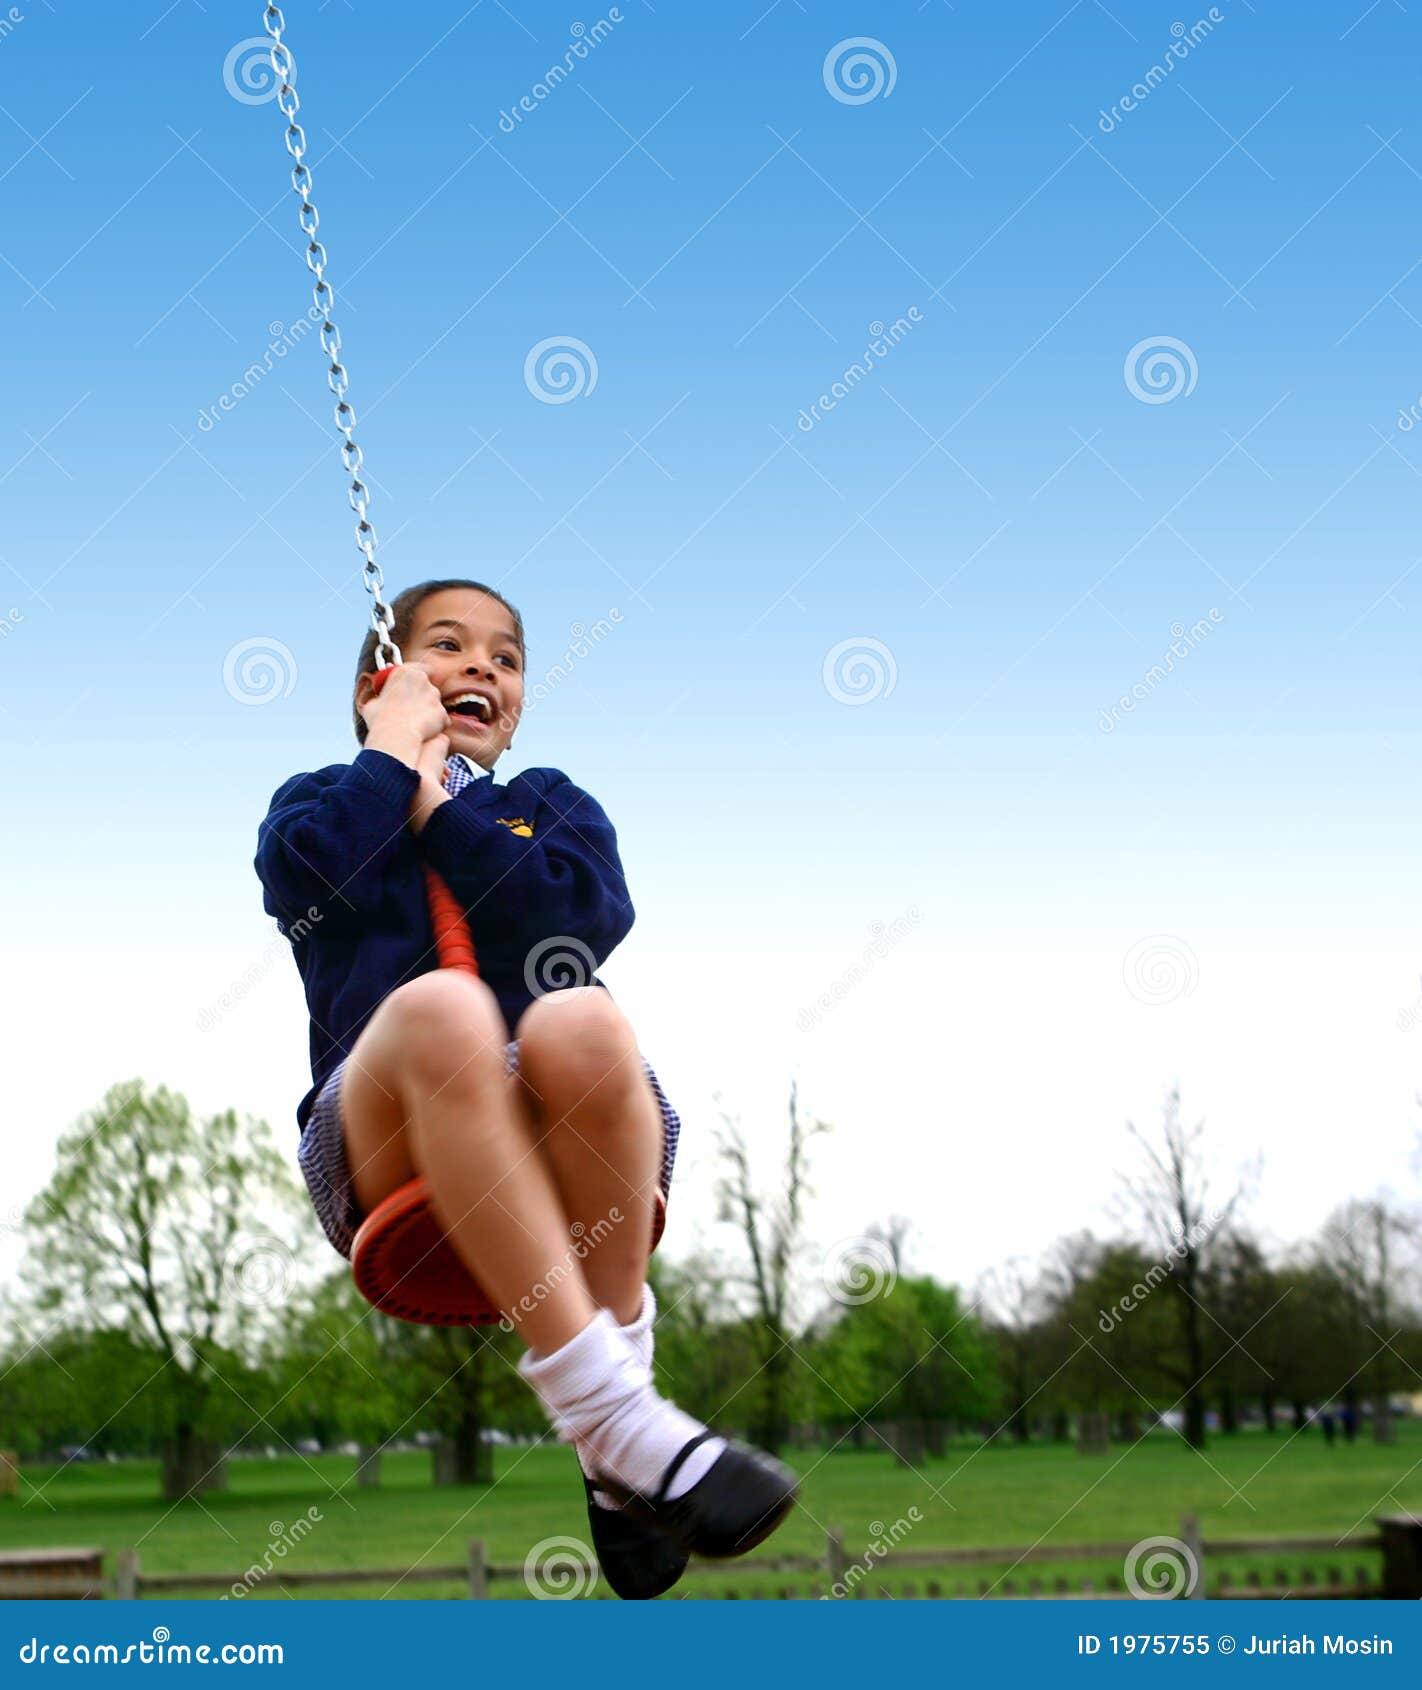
<box><xmin>160</xmin><ymin>1426</ymin><xmax>228</xmax><ymax>1500</ymax></box>
<box><xmin>429</xmin><ymin>1433</ymin><xmax>490</xmax><ymax>1487</ymax></box>
<box><xmin>1261</xmin><ymin>1391</ymin><xmax>1277</xmax><ymax>1433</ymax></box>
<box><xmin>1219</xmin><ymin>1386</ymin><xmax>1238</xmax><ymax>1435</ymax></box>
<box><xmin>356</xmin><ymin>1443</ymin><xmax>383</xmax><ymax>1488</ymax></box>
<box><xmin>880</xmin><ymin>1419</ymin><xmax>926</xmax><ymax>1468</ymax></box>
<box><xmin>1076</xmin><ymin>1411</ymin><xmax>1110</xmax><ymax>1454</ymax></box>
<box><xmin>1050</xmin><ymin>1410</ymin><xmax>1070</xmax><ymax>1443</ymax></box>
<box><xmin>923</xmin><ymin>1418</ymin><xmax>947</xmax><ymax>1458</ymax></box>
<box><xmin>752</xmin><ymin>1332</ymin><xmax>791</xmax><ymax>1455</ymax></box>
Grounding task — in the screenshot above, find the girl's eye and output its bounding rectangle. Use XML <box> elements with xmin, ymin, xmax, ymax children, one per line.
<box><xmin>433</xmin><ymin>638</ymin><xmax>459</xmax><ymax>650</ymax></box>
<box><xmin>497</xmin><ymin>654</ymin><xmax>518</xmax><ymax>668</ymax></box>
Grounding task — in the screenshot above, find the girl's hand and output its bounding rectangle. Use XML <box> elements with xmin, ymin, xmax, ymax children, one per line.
<box><xmin>407</xmin><ymin>733</ymin><xmax>451</xmax><ymax>834</ymax></box>
<box><xmin>361</xmin><ymin>663</ymin><xmax>448</xmax><ymax>765</ymax></box>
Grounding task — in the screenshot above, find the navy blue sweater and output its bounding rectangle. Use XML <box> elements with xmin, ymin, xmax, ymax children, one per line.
<box><xmin>254</xmin><ymin>748</ymin><xmax>635</xmax><ymax>1131</ymax></box>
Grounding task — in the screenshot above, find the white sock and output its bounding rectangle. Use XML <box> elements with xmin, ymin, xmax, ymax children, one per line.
<box><xmin>519</xmin><ymin>1306</ymin><xmax>725</xmax><ymax>1504</ymax></box>
<box><xmin>577</xmin><ymin>1286</ymin><xmax>655</xmax><ymax>1509</ymax></box>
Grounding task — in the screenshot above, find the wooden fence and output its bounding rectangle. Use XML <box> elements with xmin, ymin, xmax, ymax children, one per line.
<box><xmin>3</xmin><ymin>1513</ymin><xmax>1419</xmax><ymax>1600</ymax></box>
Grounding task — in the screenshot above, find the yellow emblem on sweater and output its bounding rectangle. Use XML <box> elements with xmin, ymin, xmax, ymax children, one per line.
<box><xmin>497</xmin><ymin>816</ymin><xmax>534</xmax><ymax>837</ymax></box>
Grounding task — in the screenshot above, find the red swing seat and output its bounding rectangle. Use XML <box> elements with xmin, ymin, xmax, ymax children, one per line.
<box><xmin>352</xmin><ymin>1176</ymin><xmax>668</xmax><ymax>1327</ymax></box>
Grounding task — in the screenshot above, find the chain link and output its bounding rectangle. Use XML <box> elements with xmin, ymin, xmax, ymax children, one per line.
<box><xmin>261</xmin><ymin>3</ymin><xmax>402</xmax><ymax>669</ymax></box>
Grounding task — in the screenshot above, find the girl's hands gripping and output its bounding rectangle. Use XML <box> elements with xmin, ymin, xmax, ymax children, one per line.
<box><xmin>407</xmin><ymin>732</ymin><xmax>451</xmax><ymax>835</ymax></box>
<box><xmin>359</xmin><ymin>663</ymin><xmax>448</xmax><ymax>769</ymax></box>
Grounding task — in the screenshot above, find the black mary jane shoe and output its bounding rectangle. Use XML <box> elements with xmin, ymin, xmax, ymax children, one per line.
<box><xmin>585</xmin><ymin>1475</ymin><xmax>690</xmax><ymax>1600</ymax></box>
<box><xmin>595</xmin><ymin>1430</ymin><xmax>799</xmax><ymax>1560</ymax></box>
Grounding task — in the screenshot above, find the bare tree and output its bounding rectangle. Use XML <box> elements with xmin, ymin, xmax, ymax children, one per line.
<box><xmin>1112</xmin><ymin>1087</ymin><xmax>1252</xmax><ymax>1450</ymax></box>
<box><xmin>714</xmin><ymin>1080</ymin><xmax>828</xmax><ymax>1453</ymax></box>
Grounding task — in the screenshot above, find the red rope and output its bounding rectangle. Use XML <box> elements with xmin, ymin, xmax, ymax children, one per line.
<box><xmin>371</xmin><ymin>665</ymin><xmax>479</xmax><ymax>976</ymax></box>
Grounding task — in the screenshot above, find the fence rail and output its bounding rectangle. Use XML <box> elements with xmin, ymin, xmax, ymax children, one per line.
<box><xmin>2</xmin><ymin>1514</ymin><xmax>1416</xmax><ymax>1601</ymax></box>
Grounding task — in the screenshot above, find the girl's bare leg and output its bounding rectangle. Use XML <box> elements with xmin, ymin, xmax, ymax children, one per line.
<box><xmin>513</xmin><ymin>986</ymin><xmax>662</xmax><ymax>1327</ymax></box>
<box><xmin>338</xmin><ymin>970</ymin><xmax>596</xmax><ymax>1355</ymax></box>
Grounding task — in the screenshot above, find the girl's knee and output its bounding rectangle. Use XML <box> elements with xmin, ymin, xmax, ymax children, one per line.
<box><xmin>517</xmin><ymin>988</ymin><xmax>639</xmax><ymax>1093</ymax></box>
<box><xmin>382</xmin><ymin>972</ymin><xmax>507</xmax><ymax>1087</ymax></box>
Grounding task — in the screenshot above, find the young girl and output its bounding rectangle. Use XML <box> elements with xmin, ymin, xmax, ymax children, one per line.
<box><xmin>255</xmin><ymin>579</ymin><xmax>796</xmax><ymax>1598</ymax></box>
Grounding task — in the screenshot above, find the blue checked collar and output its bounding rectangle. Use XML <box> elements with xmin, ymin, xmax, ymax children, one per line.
<box><xmin>442</xmin><ymin>751</ymin><xmax>494</xmax><ymax>797</ymax></box>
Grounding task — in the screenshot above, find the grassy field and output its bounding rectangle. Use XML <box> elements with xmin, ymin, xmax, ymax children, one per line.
<box><xmin>3</xmin><ymin>1425</ymin><xmax>1418</xmax><ymax>1599</ymax></box>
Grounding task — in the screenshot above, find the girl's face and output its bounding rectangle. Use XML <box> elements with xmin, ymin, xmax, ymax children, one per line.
<box><xmin>375</xmin><ymin>587</ymin><xmax>525</xmax><ymax>768</ymax></box>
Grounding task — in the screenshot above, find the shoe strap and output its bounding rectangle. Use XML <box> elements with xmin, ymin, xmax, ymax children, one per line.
<box><xmin>655</xmin><ymin>1429</ymin><xmax>720</xmax><ymax>1506</ymax></box>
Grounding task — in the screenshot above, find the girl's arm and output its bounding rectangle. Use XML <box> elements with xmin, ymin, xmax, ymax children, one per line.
<box><xmin>254</xmin><ymin>749</ymin><xmax>420</xmax><ymax>925</ymax></box>
<box><xmin>414</xmin><ymin>770</ymin><xmax>635</xmax><ymax>964</ymax></box>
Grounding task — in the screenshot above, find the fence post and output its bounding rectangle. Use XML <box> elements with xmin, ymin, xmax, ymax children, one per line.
<box><xmin>1377</xmin><ymin>1513</ymin><xmax>1422</xmax><ymax>1599</ymax></box>
<box><xmin>825</xmin><ymin>1527</ymin><xmax>847</xmax><ymax>1599</ymax></box>
<box><xmin>116</xmin><ymin>1550</ymin><xmax>139</xmax><ymax>1602</ymax></box>
<box><xmin>1180</xmin><ymin>1513</ymin><xmax>1205</xmax><ymax>1599</ymax></box>
<box><xmin>467</xmin><ymin>1538</ymin><xmax>489</xmax><ymax>1600</ymax></box>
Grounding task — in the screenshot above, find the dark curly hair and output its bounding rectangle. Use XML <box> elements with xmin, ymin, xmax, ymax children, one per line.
<box><xmin>351</xmin><ymin>578</ymin><xmax>526</xmax><ymax>743</ymax></box>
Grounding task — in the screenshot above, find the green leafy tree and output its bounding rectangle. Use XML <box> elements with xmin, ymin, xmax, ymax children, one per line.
<box><xmin>19</xmin><ymin>1079</ymin><xmax>308</xmax><ymax>1499</ymax></box>
<box><xmin>813</xmin><ymin>1271</ymin><xmax>998</xmax><ymax>1464</ymax></box>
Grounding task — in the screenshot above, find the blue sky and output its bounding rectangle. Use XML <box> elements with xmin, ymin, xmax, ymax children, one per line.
<box><xmin>4</xmin><ymin>0</ymin><xmax>1421</xmax><ymax>1293</ymax></box>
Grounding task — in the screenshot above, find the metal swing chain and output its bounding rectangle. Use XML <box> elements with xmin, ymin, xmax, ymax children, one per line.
<box><xmin>261</xmin><ymin>4</ymin><xmax>402</xmax><ymax>669</ymax></box>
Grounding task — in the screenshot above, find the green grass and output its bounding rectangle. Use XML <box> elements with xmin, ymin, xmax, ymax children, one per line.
<box><xmin>2</xmin><ymin>1425</ymin><xmax>1417</xmax><ymax>1600</ymax></box>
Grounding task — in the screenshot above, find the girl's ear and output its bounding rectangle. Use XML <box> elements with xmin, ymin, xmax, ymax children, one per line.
<box><xmin>354</xmin><ymin>671</ymin><xmax>377</xmax><ymax>718</ymax></box>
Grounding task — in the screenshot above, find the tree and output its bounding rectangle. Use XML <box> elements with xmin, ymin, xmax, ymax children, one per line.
<box><xmin>19</xmin><ymin>1079</ymin><xmax>309</xmax><ymax>1499</ymax></box>
<box><xmin>713</xmin><ymin>1081</ymin><xmax>828</xmax><ymax>1453</ymax></box>
<box><xmin>1112</xmin><ymin>1088</ymin><xmax>1251</xmax><ymax>1449</ymax></box>
<box><xmin>262</xmin><ymin>1271</ymin><xmax>409</xmax><ymax>1471</ymax></box>
<box><xmin>976</xmin><ymin>1256</ymin><xmax>1052</xmax><ymax>1443</ymax></box>
<box><xmin>1316</xmin><ymin>1196</ymin><xmax>1421</xmax><ymax>1442</ymax></box>
<box><xmin>645</xmin><ymin>1252</ymin><xmax>759</xmax><ymax>1429</ymax></box>
<box><xmin>1205</xmin><ymin>1231</ymin><xmax>1284</xmax><ymax>1433</ymax></box>
<box><xmin>813</xmin><ymin>1272</ymin><xmax>998</xmax><ymax>1464</ymax></box>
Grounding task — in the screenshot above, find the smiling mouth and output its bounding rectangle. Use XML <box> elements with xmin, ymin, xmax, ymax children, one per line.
<box><xmin>445</xmin><ymin>691</ymin><xmax>495</xmax><ymax>728</ymax></box>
